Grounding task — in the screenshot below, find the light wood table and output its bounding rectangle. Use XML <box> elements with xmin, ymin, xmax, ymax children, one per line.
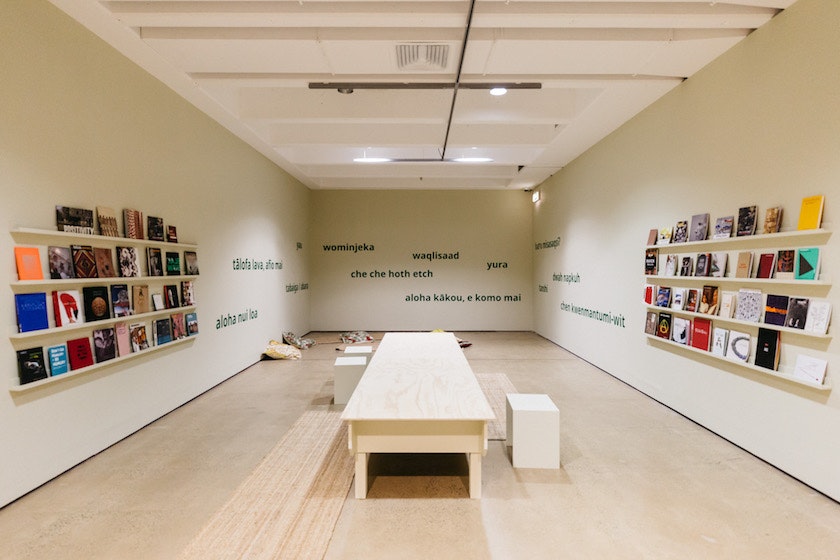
<box><xmin>341</xmin><ymin>332</ymin><xmax>495</xmax><ymax>498</ymax></box>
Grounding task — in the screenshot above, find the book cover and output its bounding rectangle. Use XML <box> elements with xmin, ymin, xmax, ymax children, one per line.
<box><xmin>67</xmin><ymin>337</ymin><xmax>94</xmax><ymax>370</ymax></box>
<box><xmin>656</xmin><ymin>312</ymin><xmax>672</xmax><ymax>340</ymax></box>
<box><xmin>123</xmin><ymin>208</ymin><xmax>145</xmax><ymax>239</ymax></box>
<box><xmin>147</xmin><ymin>216</ymin><xmax>165</xmax><ymax>242</ymax></box>
<box><xmin>690</xmin><ymin>317</ymin><xmax>712</xmax><ymax>351</ymax></box>
<box><xmin>114</xmin><ymin>322</ymin><xmax>131</xmax><ymax>357</ymax></box>
<box><xmin>56</xmin><ymin>206</ymin><xmax>94</xmax><ymax>234</ymax></box>
<box><xmin>713</xmin><ymin>216</ymin><xmax>734</xmax><ymax>239</ymax></box>
<box><xmin>694</xmin><ymin>252</ymin><xmax>711</xmax><ymax>277</ymax></box>
<box><xmin>709</xmin><ymin>252</ymin><xmax>728</xmax><ymax>278</ymax></box>
<box><xmin>52</xmin><ymin>289</ymin><xmax>83</xmax><ymax>326</ymax></box>
<box><xmin>186</xmin><ymin>312</ymin><xmax>199</xmax><ymax>336</ymax></box>
<box><xmin>82</xmin><ymin>286</ymin><xmax>111</xmax><ymax>322</ymax></box>
<box><xmin>734</xmin><ymin>251</ymin><xmax>753</xmax><ymax>278</ymax></box>
<box><xmin>111</xmin><ymin>284</ymin><xmax>132</xmax><ymax>317</ymax></box>
<box><xmin>734</xmin><ymin>288</ymin><xmax>762</xmax><ymax>322</ymax></box>
<box><xmin>718</xmin><ymin>291</ymin><xmax>737</xmax><ymax>319</ymax></box>
<box><xmin>797</xmin><ymin>194</ymin><xmax>824</xmax><ymax>230</ymax></box>
<box><xmin>167</xmin><ymin>225</ymin><xmax>178</xmax><ymax>243</ymax></box>
<box><xmin>71</xmin><ymin>244</ymin><xmax>98</xmax><ymax>278</ymax></box>
<box><xmin>762</xmin><ymin>206</ymin><xmax>783</xmax><ymax>234</ymax></box>
<box><xmin>646</xmin><ymin>228</ymin><xmax>658</xmax><ymax>246</ymax></box>
<box><xmin>171</xmin><ymin>312</ymin><xmax>187</xmax><ymax>339</ymax></box>
<box><xmin>775</xmin><ymin>249</ymin><xmax>795</xmax><ymax>279</ymax></box>
<box><xmin>786</xmin><ymin>297</ymin><xmax>809</xmax><ymax>329</ymax></box>
<box><xmin>685</xmin><ymin>289</ymin><xmax>699</xmax><ymax>313</ymax></box>
<box><xmin>147</xmin><ymin>247</ymin><xmax>164</xmax><ymax>276</ymax></box>
<box><xmin>130</xmin><ymin>322</ymin><xmax>150</xmax><ymax>351</ymax></box>
<box><xmin>644</xmin><ymin>284</ymin><xmax>655</xmax><ymax>305</ymax></box>
<box><xmin>655</xmin><ymin>286</ymin><xmax>671</xmax><ymax>307</ymax></box>
<box><xmin>93</xmin><ymin>247</ymin><xmax>116</xmax><ymax>278</ymax></box>
<box><xmin>657</xmin><ymin>226</ymin><xmax>672</xmax><ymax>245</ymax></box>
<box><xmin>117</xmin><ymin>246</ymin><xmax>141</xmax><ymax>277</ymax></box>
<box><xmin>181</xmin><ymin>281</ymin><xmax>195</xmax><ymax>306</ymax></box>
<box><xmin>132</xmin><ymin>284</ymin><xmax>150</xmax><ymax>314</ymax></box>
<box><xmin>671</xmin><ymin>317</ymin><xmax>690</xmax><ymax>345</ymax></box>
<box><xmin>184</xmin><ymin>251</ymin><xmax>199</xmax><ymax>275</ymax></box>
<box><xmin>17</xmin><ymin>347</ymin><xmax>48</xmax><ymax>384</ymax></box>
<box><xmin>152</xmin><ymin>293</ymin><xmax>165</xmax><ymax>311</ymax></box>
<box><xmin>93</xmin><ymin>327</ymin><xmax>117</xmax><ymax>363</ymax></box>
<box><xmin>671</xmin><ymin>287</ymin><xmax>686</xmax><ymax>311</ymax></box>
<box><xmin>793</xmin><ymin>354</ymin><xmax>828</xmax><ymax>385</ymax></box>
<box><xmin>754</xmin><ymin>328</ymin><xmax>781</xmax><ymax>370</ymax></box>
<box><xmin>15</xmin><ymin>246</ymin><xmax>44</xmax><ymax>280</ymax></box>
<box><xmin>663</xmin><ymin>254</ymin><xmax>677</xmax><ymax>276</ymax></box>
<box><xmin>96</xmin><ymin>206</ymin><xmax>120</xmax><ymax>237</ymax></box>
<box><xmin>699</xmin><ymin>285</ymin><xmax>719</xmax><ymax>315</ymax></box>
<box><xmin>711</xmin><ymin>327</ymin><xmax>729</xmax><ymax>357</ymax></box>
<box><xmin>164</xmin><ymin>285</ymin><xmax>180</xmax><ymax>308</ymax></box>
<box><xmin>672</xmin><ymin>220</ymin><xmax>688</xmax><ymax>243</ymax></box>
<box><xmin>763</xmin><ymin>294</ymin><xmax>790</xmax><ymax>326</ymax></box>
<box><xmin>644</xmin><ymin>248</ymin><xmax>658</xmax><ymax>275</ymax></box>
<box><xmin>804</xmin><ymin>300</ymin><xmax>832</xmax><ymax>334</ymax></box>
<box><xmin>679</xmin><ymin>256</ymin><xmax>693</xmax><ymax>277</ymax></box>
<box><xmin>48</xmin><ymin>246</ymin><xmax>75</xmax><ymax>279</ymax></box>
<box><xmin>688</xmin><ymin>213</ymin><xmax>709</xmax><ymax>242</ymax></box>
<box><xmin>155</xmin><ymin>318</ymin><xmax>173</xmax><ymax>345</ymax></box>
<box><xmin>644</xmin><ymin>311</ymin><xmax>657</xmax><ymax>335</ymax></box>
<box><xmin>736</xmin><ymin>205</ymin><xmax>757</xmax><ymax>237</ymax></box>
<box><xmin>725</xmin><ymin>330</ymin><xmax>751</xmax><ymax>363</ymax></box>
<box><xmin>794</xmin><ymin>247</ymin><xmax>819</xmax><ymax>280</ymax></box>
<box><xmin>47</xmin><ymin>344</ymin><xmax>68</xmax><ymax>376</ymax></box>
<box><xmin>755</xmin><ymin>253</ymin><xmax>776</xmax><ymax>279</ymax></box>
<box><xmin>165</xmin><ymin>251</ymin><xmax>181</xmax><ymax>276</ymax></box>
<box><xmin>15</xmin><ymin>292</ymin><xmax>49</xmax><ymax>333</ymax></box>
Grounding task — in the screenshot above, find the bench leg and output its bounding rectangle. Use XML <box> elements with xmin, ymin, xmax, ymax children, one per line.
<box><xmin>468</xmin><ymin>452</ymin><xmax>482</xmax><ymax>499</ymax></box>
<box><xmin>354</xmin><ymin>452</ymin><xmax>368</xmax><ymax>499</ymax></box>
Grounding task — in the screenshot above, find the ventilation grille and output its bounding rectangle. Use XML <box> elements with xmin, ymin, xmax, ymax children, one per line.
<box><xmin>396</xmin><ymin>43</ymin><xmax>449</xmax><ymax>71</ymax></box>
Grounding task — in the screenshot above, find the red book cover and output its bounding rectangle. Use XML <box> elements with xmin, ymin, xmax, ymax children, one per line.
<box><xmin>690</xmin><ymin>317</ymin><xmax>712</xmax><ymax>351</ymax></box>
<box><xmin>756</xmin><ymin>252</ymin><xmax>776</xmax><ymax>279</ymax></box>
<box><xmin>67</xmin><ymin>337</ymin><xmax>94</xmax><ymax>370</ymax></box>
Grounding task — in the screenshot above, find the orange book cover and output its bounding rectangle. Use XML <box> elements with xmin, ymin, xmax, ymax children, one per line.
<box><xmin>14</xmin><ymin>246</ymin><xmax>44</xmax><ymax>280</ymax></box>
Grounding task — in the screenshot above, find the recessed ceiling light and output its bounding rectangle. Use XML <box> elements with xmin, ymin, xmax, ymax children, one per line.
<box><xmin>353</xmin><ymin>157</ymin><xmax>391</xmax><ymax>163</ymax></box>
<box><xmin>452</xmin><ymin>157</ymin><xmax>493</xmax><ymax>163</ymax></box>
<box><xmin>489</xmin><ymin>87</ymin><xmax>507</xmax><ymax>96</ymax></box>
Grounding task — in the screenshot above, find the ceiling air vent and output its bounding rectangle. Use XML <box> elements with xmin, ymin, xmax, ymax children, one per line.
<box><xmin>396</xmin><ymin>43</ymin><xmax>449</xmax><ymax>71</ymax></box>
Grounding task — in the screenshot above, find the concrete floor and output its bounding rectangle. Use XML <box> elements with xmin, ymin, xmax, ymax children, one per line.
<box><xmin>1</xmin><ymin>331</ymin><xmax>839</xmax><ymax>559</ymax></box>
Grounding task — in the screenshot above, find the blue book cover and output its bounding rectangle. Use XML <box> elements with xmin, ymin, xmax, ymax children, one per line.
<box><xmin>15</xmin><ymin>292</ymin><xmax>49</xmax><ymax>332</ymax></box>
<box><xmin>48</xmin><ymin>344</ymin><xmax>69</xmax><ymax>376</ymax></box>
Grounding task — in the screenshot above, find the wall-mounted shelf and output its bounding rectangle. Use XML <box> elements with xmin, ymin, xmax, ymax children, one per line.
<box><xmin>646</xmin><ymin>228</ymin><xmax>831</xmax><ymax>252</ymax></box>
<box><xmin>11</xmin><ymin>227</ymin><xmax>196</xmax><ymax>249</ymax></box>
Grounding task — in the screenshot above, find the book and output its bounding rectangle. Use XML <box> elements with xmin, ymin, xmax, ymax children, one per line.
<box><xmin>130</xmin><ymin>322</ymin><xmax>150</xmax><ymax>351</ymax></box>
<box><xmin>797</xmin><ymin>195</ymin><xmax>824</xmax><ymax>230</ymax></box>
<box><xmin>48</xmin><ymin>246</ymin><xmax>75</xmax><ymax>279</ymax></box>
<box><xmin>114</xmin><ymin>322</ymin><xmax>131</xmax><ymax>357</ymax></box>
<box><xmin>755</xmin><ymin>253</ymin><xmax>776</xmax><ymax>279</ymax></box>
<box><xmin>646</xmin><ymin>228</ymin><xmax>658</xmax><ymax>246</ymax></box>
<box><xmin>792</xmin><ymin>355</ymin><xmax>828</xmax><ymax>385</ymax></box>
<box><xmin>644</xmin><ymin>248</ymin><xmax>658</xmax><ymax>275</ymax></box>
<box><xmin>171</xmin><ymin>312</ymin><xmax>187</xmax><ymax>339</ymax></box>
<box><xmin>672</xmin><ymin>317</ymin><xmax>690</xmax><ymax>345</ymax></box>
<box><xmin>152</xmin><ymin>293</ymin><xmax>165</xmax><ymax>311</ymax></box>
<box><xmin>17</xmin><ymin>347</ymin><xmax>48</xmax><ymax>384</ymax></box>
<box><xmin>67</xmin><ymin>337</ymin><xmax>94</xmax><ymax>370</ymax></box>
<box><xmin>15</xmin><ymin>246</ymin><xmax>44</xmax><ymax>280</ymax></box>
<box><xmin>775</xmin><ymin>249</ymin><xmax>795</xmax><ymax>279</ymax></box>
<box><xmin>694</xmin><ymin>253</ymin><xmax>711</xmax><ymax>277</ymax></box>
<box><xmin>184</xmin><ymin>251</ymin><xmax>199</xmax><ymax>275</ymax></box>
<box><xmin>794</xmin><ymin>247</ymin><xmax>819</xmax><ymax>280</ymax></box>
<box><xmin>763</xmin><ymin>294</ymin><xmax>789</xmax><ymax>326</ymax></box>
<box><xmin>93</xmin><ymin>327</ymin><xmax>117</xmax><ymax>363</ymax></box>
<box><xmin>82</xmin><ymin>286</ymin><xmax>111</xmax><ymax>322</ymax></box>
<box><xmin>690</xmin><ymin>317</ymin><xmax>712</xmax><ymax>351</ymax></box>
<box><xmin>672</xmin><ymin>220</ymin><xmax>688</xmax><ymax>243</ymax></box>
<box><xmin>671</xmin><ymin>287</ymin><xmax>687</xmax><ymax>311</ymax></box>
<box><xmin>785</xmin><ymin>297</ymin><xmax>809</xmax><ymax>329</ymax></box>
<box><xmin>711</xmin><ymin>327</ymin><xmax>729</xmax><ymax>357</ymax></box>
<box><xmin>663</xmin><ymin>254</ymin><xmax>677</xmax><ymax>276</ymax></box>
<box><xmin>123</xmin><ymin>208</ymin><xmax>145</xmax><ymax>239</ymax></box>
<box><xmin>47</xmin><ymin>344</ymin><xmax>69</xmax><ymax>376</ymax></box>
<box><xmin>718</xmin><ymin>291</ymin><xmax>737</xmax><ymax>319</ymax></box>
<box><xmin>679</xmin><ymin>256</ymin><xmax>693</xmax><ymax>277</ymax></box>
<box><xmin>656</xmin><ymin>312</ymin><xmax>672</xmax><ymax>340</ymax></box>
<box><xmin>181</xmin><ymin>281</ymin><xmax>195</xmax><ymax>306</ymax></box>
<box><xmin>736</xmin><ymin>205</ymin><xmax>757</xmax><ymax>236</ymax></box>
<box><xmin>658</xmin><ymin>226</ymin><xmax>672</xmax><ymax>245</ymax></box>
<box><xmin>71</xmin><ymin>245</ymin><xmax>98</xmax><ymax>278</ymax></box>
<box><xmin>804</xmin><ymin>300</ymin><xmax>832</xmax><ymax>334</ymax></box>
<box><xmin>709</xmin><ymin>252</ymin><xmax>727</xmax><ymax>278</ymax></box>
<box><xmin>644</xmin><ymin>311</ymin><xmax>657</xmax><ymax>335</ymax></box>
<box><xmin>762</xmin><ymin>206</ymin><xmax>783</xmax><ymax>234</ymax></box>
<box><xmin>15</xmin><ymin>292</ymin><xmax>49</xmax><ymax>332</ymax></box>
<box><xmin>96</xmin><ymin>206</ymin><xmax>120</xmax><ymax>237</ymax></box>
<box><xmin>754</xmin><ymin>328</ymin><xmax>780</xmax><ymax>370</ymax></box>
<box><xmin>688</xmin><ymin>213</ymin><xmax>709</xmax><ymax>242</ymax></box>
<box><xmin>147</xmin><ymin>247</ymin><xmax>164</xmax><ymax>276</ymax></box>
<box><xmin>655</xmin><ymin>286</ymin><xmax>671</xmax><ymax>307</ymax></box>
<box><xmin>167</xmin><ymin>225</ymin><xmax>178</xmax><ymax>243</ymax></box>
<box><xmin>56</xmin><ymin>205</ymin><xmax>94</xmax><ymax>234</ymax></box>
<box><xmin>685</xmin><ymin>289</ymin><xmax>699</xmax><ymax>313</ymax></box>
<box><xmin>186</xmin><ymin>312</ymin><xmax>199</xmax><ymax>336</ymax></box>
<box><xmin>713</xmin><ymin>216</ymin><xmax>734</xmax><ymax>239</ymax></box>
<box><xmin>734</xmin><ymin>288</ymin><xmax>762</xmax><ymax>322</ymax></box>
<box><xmin>725</xmin><ymin>330</ymin><xmax>751</xmax><ymax>363</ymax></box>
<box><xmin>164</xmin><ymin>285</ymin><xmax>180</xmax><ymax>308</ymax></box>
<box><xmin>699</xmin><ymin>285</ymin><xmax>719</xmax><ymax>315</ymax></box>
<box><xmin>94</xmin><ymin>247</ymin><xmax>117</xmax><ymax>278</ymax></box>
<box><xmin>734</xmin><ymin>251</ymin><xmax>753</xmax><ymax>278</ymax></box>
<box><xmin>165</xmin><ymin>251</ymin><xmax>181</xmax><ymax>276</ymax></box>
<box><xmin>52</xmin><ymin>289</ymin><xmax>84</xmax><ymax>326</ymax></box>
<box><xmin>111</xmin><ymin>284</ymin><xmax>132</xmax><ymax>317</ymax></box>
<box><xmin>117</xmin><ymin>246</ymin><xmax>141</xmax><ymax>277</ymax></box>
<box><xmin>132</xmin><ymin>284</ymin><xmax>150</xmax><ymax>314</ymax></box>
<box><xmin>154</xmin><ymin>318</ymin><xmax>173</xmax><ymax>345</ymax></box>
<box><xmin>147</xmin><ymin>216</ymin><xmax>165</xmax><ymax>241</ymax></box>
<box><xmin>644</xmin><ymin>284</ymin><xmax>655</xmax><ymax>305</ymax></box>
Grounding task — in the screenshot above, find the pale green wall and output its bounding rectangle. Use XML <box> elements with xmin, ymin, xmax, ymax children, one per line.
<box><xmin>533</xmin><ymin>0</ymin><xmax>840</xmax><ymax>500</ymax></box>
<box><xmin>0</xmin><ymin>0</ymin><xmax>310</xmax><ymax>506</ymax></box>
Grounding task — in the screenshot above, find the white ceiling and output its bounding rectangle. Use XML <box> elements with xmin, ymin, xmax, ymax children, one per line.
<box><xmin>51</xmin><ymin>0</ymin><xmax>795</xmax><ymax>190</ymax></box>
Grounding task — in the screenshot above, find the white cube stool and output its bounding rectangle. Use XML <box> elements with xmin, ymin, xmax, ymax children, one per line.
<box><xmin>334</xmin><ymin>356</ymin><xmax>367</xmax><ymax>405</ymax></box>
<box><xmin>505</xmin><ymin>393</ymin><xmax>560</xmax><ymax>469</ymax></box>
<box><xmin>344</xmin><ymin>345</ymin><xmax>373</xmax><ymax>357</ymax></box>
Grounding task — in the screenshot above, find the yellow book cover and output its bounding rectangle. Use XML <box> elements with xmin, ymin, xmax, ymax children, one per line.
<box><xmin>797</xmin><ymin>194</ymin><xmax>824</xmax><ymax>230</ymax></box>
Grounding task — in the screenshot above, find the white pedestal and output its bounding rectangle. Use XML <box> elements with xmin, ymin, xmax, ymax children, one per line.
<box><xmin>505</xmin><ymin>393</ymin><xmax>560</xmax><ymax>469</ymax></box>
<box><xmin>344</xmin><ymin>345</ymin><xmax>373</xmax><ymax>356</ymax></box>
<box><xmin>334</xmin><ymin>356</ymin><xmax>367</xmax><ymax>405</ymax></box>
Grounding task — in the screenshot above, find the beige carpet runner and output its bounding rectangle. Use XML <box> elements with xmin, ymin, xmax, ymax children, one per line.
<box><xmin>476</xmin><ymin>372</ymin><xmax>517</xmax><ymax>441</ymax></box>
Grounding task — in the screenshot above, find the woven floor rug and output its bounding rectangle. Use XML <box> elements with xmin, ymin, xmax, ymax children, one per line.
<box><xmin>475</xmin><ymin>373</ymin><xmax>517</xmax><ymax>441</ymax></box>
<box><xmin>178</xmin><ymin>410</ymin><xmax>354</xmax><ymax>560</ymax></box>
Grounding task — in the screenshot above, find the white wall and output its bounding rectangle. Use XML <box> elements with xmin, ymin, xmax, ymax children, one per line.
<box><xmin>533</xmin><ymin>0</ymin><xmax>840</xmax><ymax>500</ymax></box>
<box><xmin>310</xmin><ymin>190</ymin><xmax>533</xmax><ymax>331</ymax></box>
<box><xmin>0</xmin><ymin>1</ymin><xmax>310</xmax><ymax>507</ymax></box>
